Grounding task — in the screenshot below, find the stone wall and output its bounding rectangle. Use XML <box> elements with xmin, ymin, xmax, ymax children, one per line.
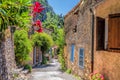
<box><xmin>64</xmin><ymin>0</ymin><xmax>120</xmax><ymax>80</ymax></box>
<box><xmin>64</xmin><ymin>1</ymin><xmax>93</xmax><ymax>79</ymax></box>
<box><xmin>0</xmin><ymin>28</ymin><xmax>16</xmax><ymax>80</ymax></box>
<box><xmin>64</xmin><ymin>0</ymin><xmax>113</xmax><ymax>80</ymax></box>
<box><xmin>94</xmin><ymin>0</ymin><xmax>120</xmax><ymax>80</ymax></box>
<box><xmin>77</xmin><ymin>8</ymin><xmax>92</xmax><ymax>80</ymax></box>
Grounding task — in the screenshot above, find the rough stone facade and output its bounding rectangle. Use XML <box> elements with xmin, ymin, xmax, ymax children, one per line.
<box><xmin>64</xmin><ymin>1</ymin><xmax>93</xmax><ymax>79</ymax></box>
<box><xmin>64</xmin><ymin>0</ymin><xmax>120</xmax><ymax>80</ymax></box>
<box><xmin>0</xmin><ymin>28</ymin><xmax>16</xmax><ymax>80</ymax></box>
<box><xmin>94</xmin><ymin>0</ymin><xmax>120</xmax><ymax>80</ymax></box>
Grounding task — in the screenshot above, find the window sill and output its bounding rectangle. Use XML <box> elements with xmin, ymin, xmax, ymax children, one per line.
<box><xmin>79</xmin><ymin>65</ymin><xmax>84</xmax><ymax>70</ymax></box>
<box><xmin>96</xmin><ymin>50</ymin><xmax>120</xmax><ymax>53</ymax></box>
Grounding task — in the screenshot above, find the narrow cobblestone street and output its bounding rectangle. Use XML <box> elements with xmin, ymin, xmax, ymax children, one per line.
<box><xmin>28</xmin><ymin>59</ymin><xmax>77</xmax><ymax>80</ymax></box>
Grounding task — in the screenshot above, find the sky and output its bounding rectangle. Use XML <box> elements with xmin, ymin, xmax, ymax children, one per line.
<box><xmin>48</xmin><ymin>0</ymin><xmax>80</xmax><ymax>15</ymax></box>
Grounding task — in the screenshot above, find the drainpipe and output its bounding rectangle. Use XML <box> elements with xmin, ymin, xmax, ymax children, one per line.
<box><xmin>90</xmin><ymin>8</ymin><xmax>94</xmax><ymax>73</ymax></box>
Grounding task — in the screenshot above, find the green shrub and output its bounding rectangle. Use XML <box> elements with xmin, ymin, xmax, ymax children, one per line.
<box><xmin>66</xmin><ymin>69</ymin><xmax>71</xmax><ymax>74</ymax></box>
<box><xmin>32</xmin><ymin>32</ymin><xmax>53</xmax><ymax>52</ymax></box>
<box><xmin>14</xmin><ymin>30</ymin><xmax>32</xmax><ymax>66</ymax></box>
<box><xmin>0</xmin><ymin>0</ymin><xmax>32</xmax><ymax>32</ymax></box>
<box><xmin>41</xmin><ymin>55</ymin><xmax>48</xmax><ymax>64</ymax></box>
<box><xmin>58</xmin><ymin>48</ymin><xmax>66</xmax><ymax>71</ymax></box>
<box><xmin>24</xmin><ymin>64</ymin><xmax>32</xmax><ymax>73</ymax></box>
<box><xmin>13</xmin><ymin>73</ymin><xmax>19</xmax><ymax>79</ymax></box>
<box><xmin>74</xmin><ymin>75</ymin><xmax>81</xmax><ymax>80</ymax></box>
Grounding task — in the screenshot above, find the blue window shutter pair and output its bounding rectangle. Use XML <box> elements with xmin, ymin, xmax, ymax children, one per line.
<box><xmin>71</xmin><ymin>44</ymin><xmax>75</xmax><ymax>62</ymax></box>
<box><xmin>70</xmin><ymin>45</ymin><xmax>84</xmax><ymax>68</ymax></box>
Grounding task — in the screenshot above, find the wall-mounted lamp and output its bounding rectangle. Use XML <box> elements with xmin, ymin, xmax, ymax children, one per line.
<box><xmin>10</xmin><ymin>26</ymin><xmax>16</xmax><ymax>33</ymax></box>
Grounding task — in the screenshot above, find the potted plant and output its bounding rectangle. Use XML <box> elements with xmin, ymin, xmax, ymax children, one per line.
<box><xmin>90</xmin><ymin>72</ymin><xmax>104</xmax><ymax>80</ymax></box>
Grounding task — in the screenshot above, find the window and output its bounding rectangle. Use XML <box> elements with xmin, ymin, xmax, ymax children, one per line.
<box><xmin>96</xmin><ymin>13</ymin><xmax>120</xmax><ymax>52</ymax></box>
<box><xmin>96</xmin><ymin>17</ymin><xmax>105</xmax><ymax>50</ymax></box>
<box><xmin>70</xmin><ymin>44</ymin><xmax>75</xmax><ymax>62</ymax></box>
<box><xmin>108</xmin><ymin>14</ymin><xmax>120</xmax><ymax>51</ymax></box>
<box><xmin>79</xmin><ymin>48</ymin><xmax>84</xmax><ymax>68</ymax></box>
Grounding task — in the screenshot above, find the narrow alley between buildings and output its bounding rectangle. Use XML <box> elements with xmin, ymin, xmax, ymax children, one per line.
<box><xmin>28</xmin><ymin>59</ymin><xmax>78</xmax><ymax>80</ymax></box>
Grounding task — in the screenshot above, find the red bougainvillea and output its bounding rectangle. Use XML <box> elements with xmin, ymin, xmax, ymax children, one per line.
<box><xmin>33</xmin><ymin>20</ymin><xmax>42</xmax><ymax>27</ymax></box>
<box><xmin>31</xmin><ymin>1</ymin><xmax>44</xmax><ymax>33</ymax></box>
<box><xmin>37</xmin><ymin>28</ymin><xmax>43</xmax><ymax>33</ymax></box>
<box><xmin>33</xmin><ymin>20</ymin><xmax>43</xmax><ymax>32</ymax></box>
<box><xmin>33</xmin><ymin>2</ymin><xmax>44</xmax><ymax>13</ymax></box>
<box><xmin>31</xmin><ymin>1</ymin><xmax>44</xmax><ymax>16</ymax></box>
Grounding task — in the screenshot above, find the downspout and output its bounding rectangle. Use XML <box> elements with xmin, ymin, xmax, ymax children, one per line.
<box><xmin>90</xmin><ymin>8</ymin><xmax>94</xmax><ymax>73</ymax></box>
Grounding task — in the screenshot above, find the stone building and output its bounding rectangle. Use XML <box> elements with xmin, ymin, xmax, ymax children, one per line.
<box><xmin>64</xmin><ymin>0</ymin><xmax>120</xmax><ymax>80</ymax></box>
<box><xmin>64</xmin><ymin>1</ymin><xmax>93</xmax><ymax>79</ymax></box>
<box><xmin>94</xmin><ymin>0</ymin><xmax>120</xmax><ymax>80</ymax></box>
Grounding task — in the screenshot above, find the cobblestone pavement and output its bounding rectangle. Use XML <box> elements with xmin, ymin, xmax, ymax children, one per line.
<box><xmin>28</xmin><ymin>59</ymin><xmax>78</xmax><ymax>80</ymax></box>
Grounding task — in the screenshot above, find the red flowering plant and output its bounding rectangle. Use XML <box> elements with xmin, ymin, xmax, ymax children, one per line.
<box><xmin>33</xmin><ymin>20</ymin><xmax>42</xmax><ymax>30</ymax></box>
<box><xmin>89</xmin><ymin>72</ymin><xmax>104</xmax><ymax>80</ymax></box>
<box><xmin>30</xmin><ymin>1</ymin><xmax>44</xmax><ymax>33</ymax></box>
<box><xmin>32</xmin><ymin>2</ymin><xmax>44</xmax><ymax>16</ymax></box>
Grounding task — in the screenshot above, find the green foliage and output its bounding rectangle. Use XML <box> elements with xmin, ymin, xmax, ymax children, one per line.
<box><xmin>41</xmin><ymin>55</ymin><xmax>47</xmax><ymax>64</ymax></box>
<box><xmin>58</xmin><ymin>48</ymin><xmax>66</xmax><ymax>70</ymax></box>
<box><xmin>55</xmin><ymin>29</ymin><xmax>65</xmax><ymax>48</ymax></box>
<box><xmin>42</xmin><ymin>12</ymin><xmax>64</xmax><ymax>47</ymax></box>
<box><xmin>43</xmin><ymin>12</ymin><xmax>63</xmax><ymax>29</ymax></box>
<box><xmin>0</xmin><ymin>0</ymin><xmax>32</xmax><ymax>32</ymax></box>
<box><xmin>32</xmin><ymin>32</ymin><xmax>53</xmax><ymax>52</ymax></box>
<box><xmin>42</xmin><ymin>11</ymin><xmax>65</xmax><ymax>70</ymax></box>
<box><xmin>74</xmin><ymin>75</ymin><xmax>81</xmax><ymax>80</ymax></box>
<box><xmin>14</xmin><ymin>30</ymin><xmax>32</xmax><ymax>66</ymax></box>
<box><xmin>32</xmin><ymin>33</ymin><xmax>42</xmax><ymax>46</ymax></box>
<box><xmin>24</xmin><ymin>64</ymin><xmax>32</xmax><ymax>73</ymax></box>
<box><xmin>66</xmin><ymin>69</ymin><xmax>71</xmax><ymax>74</ymax></box>
<box><xmin>13</xmin><ymin>73</ymin><xmax>19</xmax><ymax>79</ymax></box>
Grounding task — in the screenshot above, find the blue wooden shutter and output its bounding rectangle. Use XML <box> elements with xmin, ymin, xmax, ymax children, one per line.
<box><xmin>71</xmin><ymin>44</ymin><xmax>75</xmax><ymax>62</ymax></box>
<box><xmin>79</xmin><ymin>48</ymin><xmax>84</xmax><ymax>68</ymax></box>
